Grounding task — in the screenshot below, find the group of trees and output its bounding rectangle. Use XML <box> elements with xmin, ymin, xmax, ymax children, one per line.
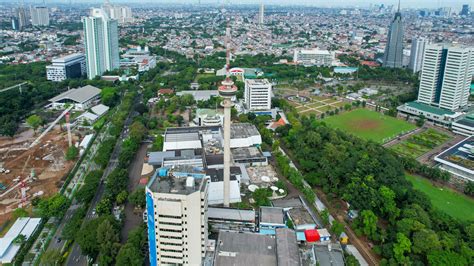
<box><xmin>277</xmin><ymin>117</ymin><xmax>473</xmax><ymax>264</ymax></box>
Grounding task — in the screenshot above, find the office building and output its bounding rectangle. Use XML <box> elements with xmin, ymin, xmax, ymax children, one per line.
<box><xmin>102</xmin><ymin>0</ymin><xmax>133</xmax><ymax>24</ymax></box>
<box><xmin>145</xmin><ymin>171</ymin><xmax>209</xmax><ymax>266</ymax></box>
<box><xmin>383</xmin><ymin>3</ymin><xmax>404</xmax><ymax>68</ymax></box>
<box><xmin>11</xmin><ymin>17</ymin><xmax>20</xmax><ymax>31</ymax></box>
<box><xmin>30</xmin><ymin>6</ymin><xmax>49</xmax><ymax>26</ymax></box>
<box><xmin>16</xmin><ymin>7</ymin><xmax>28</xmax><ymax>30</ymax></box>
<box><xmin>82</xmin><ymin>8</ymin><xmax>120</xmax><ymax>79</ymax></box>
<box><xmin>293</xmin><ymin>48</ymin><xmax>334</xmax><ymax>66</ymax></box>
<box><xmin>46</xmin><ymin>53</ymin><xmax>86</xmax><ymax>82</ymax></box>
<box><xmin>409</xmin><ymin>37</ymin><xmax>429</xmax><ymax>73</ymax></box>
<box><xmin>258</xmin><ymin>3</ymin><xmax>264</xmax><ymax>25</ymax></box>
<box><xmin>460</xmin><ymin>4</ymin><xmax>470</xmax><ymax>16</ymax></box>
<box><xmin>417</xmin><ymin>44</ymin><xmax>474</xmax><ymax>111</ymax></box>
<box><xmin>244</xmin><ymin>79</ymin><xmax>272</xmax><ymax>111</ymax></box>
<box><xmin>435</xmin><ymin>136</ymin><xmax>474</xmax><ymax>182</ymax></box>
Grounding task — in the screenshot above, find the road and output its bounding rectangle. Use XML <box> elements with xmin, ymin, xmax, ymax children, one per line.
<box><xmin>120</xmin><ymin>142</ymin><xmax>148</xmax><ymax>242</ymax></box>
<box><xmin>66</xmin><ymin>95</ymin><xmax>141</xmax><ymax>266</ymax></box>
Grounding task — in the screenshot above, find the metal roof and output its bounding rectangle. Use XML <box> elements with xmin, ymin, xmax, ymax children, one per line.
<box><xmin>405</xmin><ymin>101</ymin><xmax>455</xmax><ymax>116</ymax></box>
<box><xmin>208</xmin><ymin>207</ymin><xmax>255</xmax><ymax>222</ymax></box>
<box><xmin>49</xmin><ymin>85</ymin><xmax>101</xmax><ymax>104</ymax></box>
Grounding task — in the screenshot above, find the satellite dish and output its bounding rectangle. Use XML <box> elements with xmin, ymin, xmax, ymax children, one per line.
<box><xmin>270</xmin><ymin>186</ymin><xmax>278</xmax><ymax>191</ymax></box>
<box><xmin>261</xmin><ymin>176</ymin><xmax>271</xmax><ymax>182</ymax></box>
<box><xmin>248</xmin><ymin>184</ymin><xmax>259</xmax><ymax>192</ymax></box>
<box><xmin>278</xmin><ymin>189</ymin><xmax>284</xmax><ymax>194</ymax></box>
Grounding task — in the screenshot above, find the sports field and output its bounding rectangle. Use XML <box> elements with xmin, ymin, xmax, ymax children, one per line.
<box><xmin>323</xmin><ymin>109</ymin><xmax>417</xmax><ymax>143</ymax></box>
<box><xmin>406</xmin><ymin>174</ymin><xmax>474</xmax><ymax>222</ymax></box>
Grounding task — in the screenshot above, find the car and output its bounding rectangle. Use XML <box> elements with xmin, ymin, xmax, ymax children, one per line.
<box><xmin>92</xmin><ymin>208</ymin><xmax>96</xmax><ymax>215</ymax></box>
<box><xmin>56</xmin><ymin>237</ymin><xmax>62</xmax><ymax>243</ymax></box>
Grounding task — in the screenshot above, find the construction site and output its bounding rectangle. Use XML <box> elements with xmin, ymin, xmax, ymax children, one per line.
<box><xmin>0</xmin><ymin>111</ymin><xmax>78</xmax><ymax>226</ymax></box>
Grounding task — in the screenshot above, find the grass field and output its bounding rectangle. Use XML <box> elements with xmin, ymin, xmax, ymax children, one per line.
<box><xmin>406</xmin><ymin>174</ymin><xmax>474</xmax><ymax>222</ymax></box>
<box><xmin>323</xmin><ymin>109</ymin><xmax>417</xmax><ymax>143</ymax></box>
<box><xmin>391</xmin><ymin>129</ymin><xmax>450</xmax><ymax>158</ymax></box>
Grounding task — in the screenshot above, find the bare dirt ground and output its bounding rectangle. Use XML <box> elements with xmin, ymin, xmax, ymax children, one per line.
<box><xmin>0</xmin><ymin>128</ymin><xmax>76</xmax><ymax>225</ymax></box>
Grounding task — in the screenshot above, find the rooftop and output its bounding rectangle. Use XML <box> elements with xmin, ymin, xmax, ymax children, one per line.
<box><xmin>272</xmin><ymin>197</ymin><xmax>303</xmax><ymax>208</ymax></box>
<box><xmin>405</xmin><ymin>101</ymin><xmax>455</xmax><ymax>116</ymax></box>
<box><xmin>206</xmin><ymin>167</ymin><xmax>240</xmax><ymax>182</ymax></box>
<box><xmin>147</xmin><ymin>171</ymin><xmax>206</xmax><ymax>195</ymax></box>
<box><xmin>232</xmin><ymin>146</ymin><xmax>264</xmax><ymax>161</ymax></box>
<box><xmin>313</xmin><ymin>244</ymin><xmax>345</xmax><ymax>266</ymax></box>
<box><xmin>287</xmin><ymin>207</ymin><xmax>316</xmax><ymax>227</ymax></box>
<box><xmin>435</xmin><ymin>136</ymin><xmax>474</xmax><ymax>173</ymax></box>
<box><xmin>214</xmin><ymin>231</ymin><xmax>277</xmax><ymax>266</ymax></box>
<box><xmin>276</xmin><ymin>228</ymin><xmax>300</xmax><ymax>266</ymax></box>
<box><xmin>230</xmin><ymin>123</ymin><xmax>260</xmax><ymax>139</ymax></box>
<box><xmin>49</xmin><ymin>85</ymin><xmax>100</xmax><ymax>104</ymax></box>
<box><xmin>454</xmin><ymin>117</ymin><xmax>474</xmax><ymax>128</ymax></box>
<box><xmin>260</xmin><ymin>207</ymin><xmax>285</xmax><ymax>225</ymax></box>
<box><xmin>208</xmin><ymin>207</ymin><xmax>256</xmax><ymax>222</ymax></box>
<box><xmin>51</xmin><ymin>53</ymin><xmax>84</xmax><ymax>63</ymax></box>
<box><xmin>246</xmin><ymin>78</ymin><xmax>271</xmax><ymax>86</ymax></box>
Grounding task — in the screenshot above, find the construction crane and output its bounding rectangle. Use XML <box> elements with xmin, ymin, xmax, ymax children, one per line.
<box><xmin>0</xmin><ymin>82</ymin><xmax>28</xmax><ymax>94</ymax></box>
<box><xmin>30</xmin><ymin>106</ymin><xmax>74</xmax><ymax>148</ymax></box>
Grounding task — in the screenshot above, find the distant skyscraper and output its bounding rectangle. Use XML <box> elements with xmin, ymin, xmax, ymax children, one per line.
<box><xmin>82</xmin><ymin>8</ymin><xmax>120</xmax><ymax>79</ymax></box>
<box><xmin>383</xmin><ymin>2</ymin><xmax>404</xmax><ymax>68</ymax></box>
<box><xmin>11</xmin><ymin>17</ymin><xmax>20</xmax><ymax>31</ymax></box>
<box><xmin>409</xmin><ymin>37</ymin><xmax>429</xmax><ymax>73</ymax></box>
<box><xmin>460</xmin><ymin>4</ymin><xmax>470</xmax><ymax>16</ymax></box>
<box><xmin>30</xmin><ymin>6</ymin><xmax>50</xmax><ymax>26</ymax></box>
<box><xmin>16</xmin><ymin>7</ymin><xmax>28</xmax><ymax>30</ymax></box>
<box><xmin>417</xmin><ymin>44</ymin><xmax>474</xmax><ymax>111</ymax></box>
<box><xmin>102</xmin><ymin>0</ymin><xmax>133</xmax><ymax>24</ymax></box>
<box><xmin>258</xmin><ymin>3</ymin><xmax>264</xmax><ymax>25</ymax></box>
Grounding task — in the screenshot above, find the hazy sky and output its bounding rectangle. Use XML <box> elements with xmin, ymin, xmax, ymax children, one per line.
<box><xmin>4</xmin><ymin>0</ymin><xmax>474</xmax><ymax>8</ymax></box>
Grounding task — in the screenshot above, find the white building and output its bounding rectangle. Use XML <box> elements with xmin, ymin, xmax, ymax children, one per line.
<box><xmin>46</xmin><ymin>54</ymin><xmax>86</xmax><ymax>82</ymax></box>
<box><xmin>258</xmin><ymin>3</ymin><xmax>264</xmax><ymax>25</ymax></box>
<box><xmin>30</xmin><ymin>6</ymin><xmax>49</xmax><ymax>26</ymax></box>
<box><xmin>409</xmin><ymin>37</ymin><xmax>429</xmax><ymax>73</ymax></box>
<box><xmin>82</xmin><ymin>8</ymin><xmax>120</xmax><ymax>79</ymax></box>
<box><xmin>48</xmin><ymin>85</ymin><xmax>101</xmax><ymax>111</ymax></box>
<box><xmin>146</xmin><ymin>172</ymin><xmax>209</xmax><ymax>266</ymax></box>
<box><xmin>121</xmin><ymin>46</ymin><xmax>157</xmax><ymax>72</ymax></box>
<box><xmin>244</xmin><ymin>79</ymin><xmax>272</xmax><ymax>111</ymax></box>
<box><xmin>102</xmin><ymin>1</ymin><xmax>133</xmax><ymax>24</ymax></box>
<box><xmin>195</xmin><ymin>109</ymin><xmax>224</xmax><ymax>126</ymax></box>
<box><xmin>293</xmin><ymin>49</ymin><xmax>334</xmax><ymax>66</ymax></box>
<box><xmin>0</xmin><ymin>217</ymin><xmax>41</xmax><ymax>264</ymax></box>
<box><xmin>417</xmin><ymin>44</ymin><xmax>474</xmax><ymax>111</ymax></box>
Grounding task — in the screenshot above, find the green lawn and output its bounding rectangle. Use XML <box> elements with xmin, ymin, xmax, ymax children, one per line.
<box><xmin>406</xmin><ymin>174</ymin><xmax>474</xmax><ymax>222</ymax></box>
<box><xmin>323</xmin><ymin>109</ymin><xmax>417</xmax><ymax>143</ymax></box>
<box><xmin>391</xmin><ymin>129</ymin><xmax>450</xmax><ymax>158</ymax></box>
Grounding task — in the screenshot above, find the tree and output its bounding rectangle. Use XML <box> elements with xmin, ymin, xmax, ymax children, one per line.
<box><xmin>129</xmin><ymin>187</ymin><xmax>146</xmax><ymax>209</ymax></box>
<box><xmin>359</xmin><ymin>210</ymin><xmax>378</xmax><ymax>239</ymax></box>
<box><xmin>252</xmin><ymin>188</ymin><xmax>272</xmax><ymax>207</ymax></box>
<box><xmin>38</xmin><ymin>194</ymin><xmax>70</xmax><ymax>218</ymax></box>
<box><xmin>464</xmin><ymin>181</ymin><xmax>474</xmax><ymax>196</ymax></box>
<box><xmin>65</xmin><ymin>146</ymin><xmax>79</xmax><ymax>160</ymax></box>
<box><xmin>12</xmin><ymin>208</ymin><xmax>28</xmax><ymax>219</ymax></box>
<box><xmin>116</xmin><ymin>243</ymin><xmax>143</xmax><ymax>266</ymax></box>
<box><xmin>378</xmin><ymin>186</ymin><xmax>400</xmax><ymax>222</ymax></box>
<box><xmin>320</xmin><ymin>209</ymin><xmax>330</xmax><ymax>226</ymax></box>
<box><xmin>96</xmin><ymin>197</ymin><xmax>112</xmax><ymax>216</ymax></box>
<box><xmin>26</xmin><ymin>114</ymin><xmax>43</xmax><ymax>133</ymax></box>
<box><xmin>97</xmin><ymin>219</ymin><xmax>121</xmax><ymax>266</ymax></box>
<box><xmin>41</xmin><ymin>248</ymin><xmax>62</xmax><ymax>266</ymax></box>
<box><xmin>101</xmin><ymin>87</ymin><xmax>119</xmax><ymax>107</ymax></box>
<box><xmin>77</xmin><ymin>219</ymin><xmax>100</xmax><ymax>258</ymax></box>
<box><xmin>13</xmin><ymin>234</ymin><xmax>26</xmax><ymax>244</ymax></box>
<box><xmin>412</xmin><ymin>229</ymin><xmax>441</xmax><ymax>254</ymax></box>
<box><xmin>427</xmin><ymin>250</ymin><xmax>468</xmax><ymax>266</ymax></box>
<box><xmin>331</xmin><ymin>221</ymin><xmax>344</xmax><ymax>237</ymax></box>
<box><xmin>393</xmin><ymin>233</ymin><xmax>411</xmax><ymax>265</ymax></box>
<box><xmin>416</xmin><ymin>114</ymin><xmax>426</xmax><ymax>127</ymax></box>
<box><xmin>116</xmin><ymin>190</ymin><xmax>128</xmax><ymax>205</ymax></box>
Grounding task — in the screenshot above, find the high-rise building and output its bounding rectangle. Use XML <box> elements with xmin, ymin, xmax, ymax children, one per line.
<box><xmin>82</xmin><ymin>8</ymin><xmax>120</xmax><ymax>79</ymax></box>
<box><xmin>417</xmin><ymin>44</ymin><xmax>474</xmax><ymax>111</ymax></box>
<box><xmin>11</xmin><ymin>17</ymin><xmax>20</xmax><ymax>31</ymax></box>
<box><xmin>409</xmin><ymin>37</ymin><xmax>429</xmax><ymax>73</ymax></box>
<box><xmin>258</xmin><ymin>3</ymin><xmax>264</xmax><ymax>25</ymax></box>
<box><xmin>102</xmin><ymin>0</ymin><xmax>133</xmax><ymax>24</ymax></box>
<box><xmin>383</xmin><ymin>2</ymin><xmax>404</xmax><ymax>68</ymax></box>
<box><xmin>16</xmin><ymin>7</ymin><xmax>28</xmax><ymax>29</ymax></box>
<box><xmin>145</xmin><ymin>173</ymin><xmax>209</xmax><ymax>266</ymax></box>
<box><xmin>30</xmin><ymin>6</ymin><xmax>50</xmax><ymax>26</ymax></box>
<box><xmin>46</xmin><ymin>54</ymin><xmax>86</xmax><ymax>82</ymax></box>
<box><xmin>244</xmin><ymin>79</ymin><xmax>272</xmax><ymax>111</ymax></box>
<box><xmin>460</xmin><ymin>4</ymin><xmax>470</xmax><ymax>16</ymax></box>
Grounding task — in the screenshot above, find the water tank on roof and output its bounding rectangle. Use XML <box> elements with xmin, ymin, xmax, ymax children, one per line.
<box><xmin>159</xmin><ymin>168</ymin><xmax>168</xmax><ymax>177</ymax></box>
<box><xmin>186</xmin><ymin>177</ymin><xmax>194</xmax><ymax>188</ymax></box>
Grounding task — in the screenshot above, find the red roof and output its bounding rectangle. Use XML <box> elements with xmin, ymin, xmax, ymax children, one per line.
<box><xmin>139</xmin><ymin>178</ymin><xmax>148</xmax><ymax>185</ymax></box>
<box><xmin>158</xmin><ymin>88</ymin><xmax>174</xmax><ymax>95</ymax></box>
<box><xmin>360</xmin><ymin>61</ymin><xmax>380</xmax><ymax>67</ymax></box>
<box><xmin>305</xmin><ymin>229</ymin><xmax>320</xmax><ymax>242</ymax></box>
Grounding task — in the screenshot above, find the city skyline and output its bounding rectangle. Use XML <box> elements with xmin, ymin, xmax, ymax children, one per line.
<box><xmin>1</xmin><ymin>0</ymin><xmax>472</xmax><ymax>9</ymax></box>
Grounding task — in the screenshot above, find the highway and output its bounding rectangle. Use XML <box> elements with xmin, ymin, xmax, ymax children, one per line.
<box><xmin>65</xmin><ymin>94</ymin><xmax>141</xmax><ymax>266</ymax></box>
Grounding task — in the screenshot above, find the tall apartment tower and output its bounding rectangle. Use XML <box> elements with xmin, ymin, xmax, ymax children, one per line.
<box><xmin>146</xmin><ymin>174</ymin><xmax>209</xmax><ymax>266</ymax></box>
<box><xmin>30</xmin><ymin>6</ymin><xmax>49</xmax><ymax>26</ymax></box>
<box><xmin>383</xmin><ymin>2</ymin><xmax>404</xmax><ymax>68</ymax></box>
<box><xmin>460</xmin><ymin>4</ymin><xmax>470</xmax><ymax>16</ymax></box>
<box><xmin>82</xmin><ymin>8</ymin><xmax>119</xmax><ymax>79</ymax></box>
<box><xmin>417</xmin><ymin>45</ymin><xmax>474</xmax><ymax>111</ymax></box>
<box><xmin>244</xmin><ymin>79</ymin><xmax>272</xmax><ymax>111</ymax></box>
<box><xmin>409</xmin><ymin>37</ymin><xmax>429</xmax><ymax>73</ymax></box>
<box><xmin>15</xmin><ymin>7</ymin><xmax>29</xmax><ymax>30</ymax></box>
<box><xmin>258</xmin><ymin>3</ymin><xmax>264</xmax><ymax>25</ymax></box>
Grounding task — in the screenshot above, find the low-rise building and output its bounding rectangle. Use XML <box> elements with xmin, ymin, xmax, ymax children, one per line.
<box><xmin>293</xmin><ymin>48</ymin><xmax>335</xmax><ymax>66</ymax></box>
<box><xmin>208</xmin><ymin>207</ymin><xmax>256</xmax><ymax>232</ymax></box>
<box><xmin>49</xmin><ymin>85</ymin><xmax>101</xmax><ymax>110</ymax></box>
<box><xmin>0</xmin><ymin>217</ymin><xmax>41</xmax><ymax>264</ymax></box>
<box><xmin>434</xmin><ymin>136</ymin><xmax>474</xmax><ymax>182</ymax></box>
<box><xmin>452</xmin><ymin>114</ymin><xmax>474</xmax><ymax>136</ymax></box>
<box><xmin>46</xmin><ymin>53</ymin><xmax>86</xmax><ymax>81</ymax></box>
<box><xmin>397</xmin><ymin>101</ymin><xmax>463</xmax><ymax>128</ymax></box>
<box><xmin>259</xmin><ymin>206</ymin><xmax>286</xmax><ymax>235</ymax></box>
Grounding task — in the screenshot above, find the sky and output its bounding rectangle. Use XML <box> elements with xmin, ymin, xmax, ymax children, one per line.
<box><xmin>4</xmin><ymin>0</ymin><xmax>473</xmax><ymax>8</ymax></box>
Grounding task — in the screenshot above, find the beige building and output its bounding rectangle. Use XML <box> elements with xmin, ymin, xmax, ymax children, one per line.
<box><xmin>145</xmin><ymin>172</ymin><xmax>209</xmax><ymax>265</ymax></box>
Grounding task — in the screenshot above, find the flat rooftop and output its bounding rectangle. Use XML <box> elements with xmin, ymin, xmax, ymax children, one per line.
<box><xmin>313</xmin><ymin>244</ymin><xmax>345</xmax><ymax>266</ymax></box>
<box><xmin>454</xmin><ymin>117</ymin><xmax>474</xmax><ymax>128</ymax></box>
<box><xmin>246</xmin><ymin>79</ymin><xmax>271</xmax><ymax>86</ymax></box>
<box><xmin>214</xmin><ymin>231</ymin><xmax>277</xmax><ymax>266</ymax></box>
<box><xmin>230</xmin><ymin>123</ymin><xmax>260</xmax><ymax>139</ymax></box>
<box><xmin>232</xmin><ymin>146</ymin><xmax>264</xmax><ymax>160</ymax></box>
<box><xmin>276</xmin><ymin>228</ymin><xmax>300</xmax><ymax>266</ymax></box>
<box><xmin>287</xmin><ymin>207</ymin><xmax>316</xmax><ymax>227</ymax></box>
<box><xmin>435</xmin><ymin>136</ymin><xmax>474</xmax><ymax>172</ymax></box>
<box><xmin>272</xmin><ymin>197</ymin><xmax>303</xmax><ymax>208</ymax></box>
<box><xmin>208</xmin><ymin>207</ymin><xmax>256</xmax><ymax>222</ymax></box>
<box><xmin>260</xmin><ymin>207</ymin><xmax>285</xmax><ymax>225</ymax></box>
<box><xmin>206</xmin><ymin>167</ymin><xmax>240</xmax><ymax>182</ymax></box>
<box><xmin>147</xmin><ymin>172</ymin><xmax>205</xmax><ymax>195</ymax></box>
